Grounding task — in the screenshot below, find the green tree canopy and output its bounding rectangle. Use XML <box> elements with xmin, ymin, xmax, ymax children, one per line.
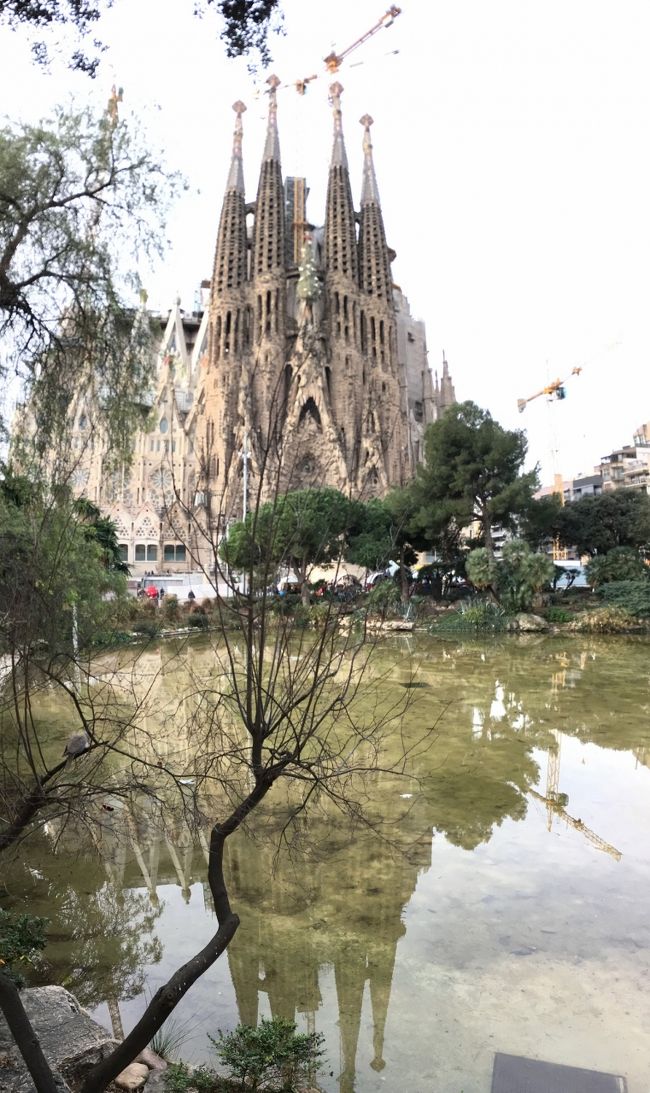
<box><xmin>221</xmin><ymin>487</ymin><xmax>354</xmax><ymax>592</ymax></box>
<box><xmin>414</xmin><ymin>401</ymin><xmax>538</xmax><ymax>559</ymax></box>
<box><xmin>556</xmin><ymin>490</ymin><xmax>650</xmax><ymax>557</ymax></box>
<box><xmin>0</xmin><ymin>103</ymin><xmax>177</xmax><ymax>457</ymax></box>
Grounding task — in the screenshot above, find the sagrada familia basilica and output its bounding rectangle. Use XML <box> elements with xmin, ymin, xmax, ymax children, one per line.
<box><xmin>66</xmin><ymin>78</ymin><xmax>456</xmax><ymax>574</ymax></box>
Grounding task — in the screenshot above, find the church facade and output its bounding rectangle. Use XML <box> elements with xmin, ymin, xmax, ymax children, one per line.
<box><xmin>65</xmin><ymin>79</ymin><xmax>456</xmax><ymax>575</ymax></box>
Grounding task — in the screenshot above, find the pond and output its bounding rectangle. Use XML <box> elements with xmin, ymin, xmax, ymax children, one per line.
<box><xmin>2</xmin><ymin>634</ymin><xmax>650</xmax><ymax>1092</ymax></box>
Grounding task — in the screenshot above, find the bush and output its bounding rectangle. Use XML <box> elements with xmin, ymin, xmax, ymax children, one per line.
<box><xmin>467</xmin><ymin>541</ymin><xmax>553</xmax><ymax>612</ymax></box>
<box><xmin>210</xmin><ymin>1018</ymin><xmax>325</xmax><ymax>1093</ymax></box>
<box><xmin>542</xmin><ymin>606</ymin><xmax>576</xmax><ymax>624</ymax></box>
<box><xmin>587</xmin><ymin>547</ymin><xmax>648</xmax><ymax>587</ymax></box>
<box><xmin>433</xmin><ymin>598</ymin><xmax>509</xmax><ymax>632</ymax></box>
<box><xmin>0</xmin><ymin>909</ymin><xmax>47</xmax><ymax>986</ymax></box>
<box><xmin>131</xmin><ymin>620</ymin><xmax>162</xmax><ymax>638</ymax></box>
<box><xmin>164</xmin><ymin>1062</ymin><xmax>216</xmax><ymax>1093</ymax></box>
<box><xmin>568</xmin><ymin>605</ymin><xmax>637</xmax><ymax>633</ymax></box>
<box><xmin>187</xmin><ymin>611</ymin><xmax>209</xmax><ymax>629</ymax></box>
<box><xmin>162</xmin><ymin>593</ymin><xmax>180</xmax><ymax>622</ymax></box>
<box><xmin>366</xmin><ymin>579</ymin><xmax>400</xmax><ymax>615</ymax></box>
<box><xmin>599</xmin><ymin>579</ymin><xmax>650</xmax><ymax>618</ymax></box>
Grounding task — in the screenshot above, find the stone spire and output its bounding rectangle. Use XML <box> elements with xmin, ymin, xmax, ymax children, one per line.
<box><xmin>360</xmin><ymin>113</ymin><xmax>381</xmax><ymax>205</ymax></box>
<box><xmin>439</xmin><ymin>351</ymin><xmax>456</xmax><ymax>409</ymax></box>
<box><xmin>252</xmin><ymin>74</ymin><xmax>285</xmax><ymax>278</ymax></box>
<box><xmin>358</xmin><ymin>115</ymin><xmax>391</xmax><ymax>300</ymax></box>
<box><xmin>324</xmin><ymin>82</ymin><xmax>358</xmax><ymax>282</ymax></box>
<box><xmin>212</xmin><ymin>101</ymin><xmax>248</xmax><ymax>293</ymax></box>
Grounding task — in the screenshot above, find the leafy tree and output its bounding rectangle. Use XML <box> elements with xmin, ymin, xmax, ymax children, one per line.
<box><xmin>0</xmin><ymin>103</ymin><xmax>176</xmax><ymax>456</ymax></box>
<box><xmin>73</xmin><ymin>496</ymin><xmax>129</xmax><ymax>574</ymax></box>
<box><xmin>222</xmin><ymin>487</ymin><xmax>353</xmax><ymax>602</ymax></box>
<box><xmin>347</xmin><ymin>489</ymin><xmax>426</xmax><ymax>601</ymax></box>
<box><xmin>414</xmin><ymin>401</ymin><xmax>538</xmax><ymax>560</ymax></box>
<box><xmin>467</xmin><ymin>539</ymin><xmax>553</xmax><ymax>612</ymax></box>
<box><xmin>520</xmin><ymin>493</ymin><xmax>564</xmax><ymax>551</ymax></box>
<box><xmin>0</xmin><ymin>0</ymin><xmax>283</xmax><ymax>76</ymax></box>
<box><xmin>556</xmin><ymin>490</ymin><xmax>650</xmax><ymax>557</ymax></box>
<box><xmin>586</xmin><ymin>547</ymin><xmax>649</xmax><ymax>587</ymax></box>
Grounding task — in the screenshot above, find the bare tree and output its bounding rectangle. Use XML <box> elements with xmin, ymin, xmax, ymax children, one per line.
<box><xmin>0</xmin><ymin>413</ymin><xmax>434</xmax><ymax>1091</ymax></box>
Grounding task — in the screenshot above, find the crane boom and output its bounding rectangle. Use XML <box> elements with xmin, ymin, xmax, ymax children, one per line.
<box><xmin>529</xmin><ymin>789</ymin><xmax>622</xmax><ymax>860</ymax></box>
<box><xmin>323</xmin><ymin>6</ymin><xmax>401</xmax><ymax>74</ymax></box>
<box><xmin>517</xmin><ymin>366</ymin><xmax>582</xmax><ymax>413</ymax></box>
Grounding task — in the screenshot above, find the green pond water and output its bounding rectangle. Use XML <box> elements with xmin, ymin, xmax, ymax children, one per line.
<box><xmin>2</xmin><ymin>634</ymin><xmax>650</xmax><ymax>1092</ymax></box>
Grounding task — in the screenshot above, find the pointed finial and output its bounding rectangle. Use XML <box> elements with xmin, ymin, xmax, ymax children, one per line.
<box><xmin>329</xmin><ymin>82</ymin><xmax>348</xmax><ymax>168</ymax></box>
<box><xmin>442</xmin><ymin>350</ymin><xmax>449</xmax><ymax>376</ymax></box>
<box><xmin>226</xmin><ymin>100</ymin><xmax>246</xmax><ymax>193</ymax></box>
<box><xmin>262</xmin><ymin>74</ymin><xmax>281</xmax><ymax>162</ymax></box>
<box><xmin>360</xmin><ymin>113</ymin><xmax>380</xmax><ymax>205</ymax></box>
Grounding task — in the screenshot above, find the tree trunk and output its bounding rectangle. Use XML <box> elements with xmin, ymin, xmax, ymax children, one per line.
<box><xmin>80</xmin><ymin>778</ymin><xmax>274</xmax><ymax>1093</ymax></box>
<box><xmin>0</xmin><ymin>973</ymin><xmax>60</xmax><ymax>1093</ymax></box>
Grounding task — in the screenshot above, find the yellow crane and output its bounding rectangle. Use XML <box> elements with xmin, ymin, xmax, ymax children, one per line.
<box><xmin>286</xmin><ymin>6</ymin><xmax>402</xmax><ymax>95</ymax></box>
<box><xmin>517</xmin><ymin>366</ymin><xmax>582</xmax><ymax>414</ymax></box>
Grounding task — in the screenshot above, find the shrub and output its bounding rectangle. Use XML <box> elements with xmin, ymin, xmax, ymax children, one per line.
<box><xmin>599</xmin><ymin>579</ymin><xmax>650</xmax><ymax>618</ymax></box>
<box><xmin>187</xmin><ymin>611</ymin><xmax>209</xmax><ymax>629</ymax></box>
<box><xmin>210</xmin><ymin>1017</ymin><xmax>325</xmax><ymax>1093</ymax></box>
<box><xmin>164</xmin><ymin>1062</ymin><xmax>216</xmax><ymax>1093</ymax></box>
<box><xmin>162</xmin><ymin>593</ymin><xmax>180</xmax><ymax>622</ymax></box>
<box><xmin>542</xmin><ymin>606</ymin><xmax>576</xmax><ymax>624</ymax></box>
<box><xmin>366</xmin><ymin>579</ymin><xmax>400</xmax><ymax>615</ymax></box>
<box><xmin>200</xmin><ymin>597</ymin><xmax>214</xmax><ymax>611</ymax></box>
<box><xmin>467</xmin><ymin>541</ymin><xmax>553</xmax><ymax>612</ymax></box>
<box><xmin>131</xmin><ymin>620</ymin><xmax>162</xmax><ymax>638</ymax></box>
<box><xmin>586</xmin><ymin>547</ymin><xmax>648</xmax><ymax>587</ymax></box>
<box><xmin>568</xmin><ymin>605</ymin><xmax>636</xmax><ymax>633</ymax></box>
<box><xmin>0</xmin><ymin>909</ymin><xmax>47</xmax><ymax>986</ymax></box>
<box><xmin>433</xmin><ymin>599</ymin><xmax>509</xmax><ymax>632</ymax></box>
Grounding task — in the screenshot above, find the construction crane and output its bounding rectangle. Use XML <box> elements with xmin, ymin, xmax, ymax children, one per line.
<box><xmin>530</xmin><ymin>788</ymin><xmax>622</xmax><ymax>861</ymax></box>
<box><xmin>517</xmin><ymin>366</ymin><xmax>582</xmax><ymax>414</ymax></box>
<box><xmin>530</xmin><ymin>713</ymin><xmax>621</xmax><ymax>861</ymax></box>
<box><xmin>289</xmin><ymin>6</ymin><xmax>402</xmax><ymax>95</ymax></box>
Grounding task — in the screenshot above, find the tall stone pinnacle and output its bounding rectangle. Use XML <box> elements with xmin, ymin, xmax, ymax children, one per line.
<box><xmin>324</xmin><ymin>82</ymin><xmax>358</xmax><ymax>282</ymax></box>
<box><xmin>360</xmin><ymin>114</ymin><xmax>381</xmax><ymax>206</ymax></box>
<box><xmin>262</xmin><ymin>74</ymin><xmax>281</xmax><ymax>162</ymax></box>
<box><xmin>226</xmin><ymin>100</ymin><xmax>246</xmax><ymax>194</ymax></box>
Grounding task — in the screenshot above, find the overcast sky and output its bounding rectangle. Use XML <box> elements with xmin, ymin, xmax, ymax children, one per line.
<box><xmin>3</xmin><ymin>0</ymin><xmax>649</xmax><ymax>483</ymax></box>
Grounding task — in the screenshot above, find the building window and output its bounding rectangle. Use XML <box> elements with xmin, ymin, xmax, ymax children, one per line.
<box><xmin>118</xmin><ymin>543</ymin><xmax>128</xmax><ymax>562</ymax></box>
<box><xmin>159</xmin><ymin>417</ymin><xmax>168</xmax><ymax>433</ymax></box>
<box><xmin>163</xmin><ymin>543</ymin><xmax>186</xmax><ymax>563</ymax></box>
<box><xmin>147</xmin><ymin>544</ymin><xmax>158</xmax><ymax>562</ymax></box>
<box><xmin>135</xmin><ymin>544</ymin><xmax>146</xmax><ymax>561</ymax></box>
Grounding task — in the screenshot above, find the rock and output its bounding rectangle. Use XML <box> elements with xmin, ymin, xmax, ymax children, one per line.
<box><xmin>143</xmin><ymin>1075</ymin><xmax>169</xmax><ymax>1093</ymax></box>
<box><xmin>136</xmin><ymin>1046</ymin><xmax>167</xmax><ymax>1071</ymax></box>
<box><xmin>0</xmin><ymin>985</ymin><xmax>118</xmax><ymax>1092</ymax></box>
<box><xmin>142</xmin><ymin>1073</ymin><xmax>168</xmax><ymax>1092</ymax></box>
<box><xmin>116</xmin><ymin>1061</ymin><xmax>150</xmax><ymax>1089</ymax></box>
<box><xmin>514</xmin><ymin>612</ymin><xmax>548</xmax><ymax>632</ymax></box>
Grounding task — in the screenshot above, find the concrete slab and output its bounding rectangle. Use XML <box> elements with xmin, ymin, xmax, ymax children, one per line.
<box><xmin>492</xmin><ymin>1053</ymin><xmax>627</xmax><ymax>1093</ymax></box>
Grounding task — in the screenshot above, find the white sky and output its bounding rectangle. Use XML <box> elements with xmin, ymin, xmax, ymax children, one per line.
<box><xmin>3</xmin><ymin>0</ymin><xmax>650</xmax><ymax>483</ymax></box>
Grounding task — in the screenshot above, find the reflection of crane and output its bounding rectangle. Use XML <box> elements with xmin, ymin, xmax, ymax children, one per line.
<box><xmin>517</xmin><ymin>366</ymin><xmax>582</xmax><ymax>414</ymax></box>
<box><xmin>286</xmin><ymin>7</ymin><xmax>402</xmax><ymax>94</ymax></box>
<box><xmin>531</xmin><ymin>727</ymin><xmax>622</xmax><ymax>860</ymax></box>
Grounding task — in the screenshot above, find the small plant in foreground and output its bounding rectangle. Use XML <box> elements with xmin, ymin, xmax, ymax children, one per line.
<box><xmin>164</xmin><ymin>1061</ymin><xmax>217</xmax><ymax>1092</ymax></box>
<box><xmin>210</xmin><ymin>1017</ymin><xmax>325</xmax><ymax>1092</ymax></box>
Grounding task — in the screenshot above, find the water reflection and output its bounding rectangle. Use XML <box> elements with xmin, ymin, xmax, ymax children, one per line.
<box><xmin>2</xmin><ymin>636</ymin><xmax>650</xmax><ymax>1091</ymax></box>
